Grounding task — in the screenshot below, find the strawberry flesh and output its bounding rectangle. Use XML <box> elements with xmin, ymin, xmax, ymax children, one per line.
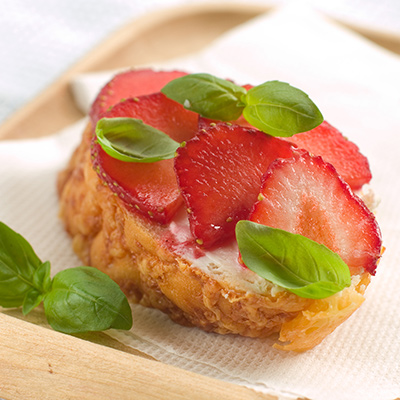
<box><xmin>198</xmin><ymin>116</ymin><xmax>253</xmax><ymax>130</ymax></box>
<box><xmin>174</xmin><ymin>123</ymin><xmax>295</xmax><ymax>248</ymax></box>
<box><xmin>92</xmin><ymin>93</ymin><xmax>198</xmax><ymax>224</ymax></box>
<box><xmin>286</xmin><ymin>121</ymin><xmax>372</xmax><ymax>191</ymax></box>
<box><xmin>90</xmin><ymin>69</ymin><xmax>188</xmax><ymax>124</ymax></box>
<box><xmin>248</xmin><ymin>149</ymin><xmax>382</xmax><ymax>275</ymax></box>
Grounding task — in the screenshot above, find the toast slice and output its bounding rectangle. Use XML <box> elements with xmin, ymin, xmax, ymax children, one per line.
<box><xmin>57</xmin><ymin>122</ymin><xmax>372</xmax><ymax>352</ymax></box>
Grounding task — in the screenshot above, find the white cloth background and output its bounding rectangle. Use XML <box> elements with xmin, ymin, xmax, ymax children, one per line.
<box><xmin>1</xmin><ymin>2</ymin><xmax>400</xmax><ymax>400</ymax></box>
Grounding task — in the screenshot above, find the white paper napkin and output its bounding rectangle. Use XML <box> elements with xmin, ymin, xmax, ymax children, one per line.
<box><xmin>1</xmin><ymin>3</ymin><xmax>400</xmax><ymax>400</ymax></box>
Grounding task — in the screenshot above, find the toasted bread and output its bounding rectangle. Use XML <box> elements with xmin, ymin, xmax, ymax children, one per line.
<box><xmin>58</xmin><ymin>122</ymin><xmax>371</xmax><ymax>351</ymax></box>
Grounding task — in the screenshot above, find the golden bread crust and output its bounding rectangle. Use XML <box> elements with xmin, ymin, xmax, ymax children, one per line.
<box><xmin>57</xmin><ymin>123</ymin><xmax>370</xmax><ymax>350</ymax></box>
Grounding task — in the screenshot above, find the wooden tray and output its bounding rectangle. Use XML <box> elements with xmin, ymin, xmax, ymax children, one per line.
<box><xmin>1</xmin><ymin>3</ymin><xmax>400</xmax><ymax>399</ymax></box>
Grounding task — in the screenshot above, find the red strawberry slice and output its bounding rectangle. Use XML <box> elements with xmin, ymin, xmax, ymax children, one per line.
<box><xmin>286</xmin><ymin>121</ymin><xmax>372</xmax><ymax>191</ymax></box>
<box><xmin>248</xmin><ymin>150</ymin><xmax>382</xmax><ymax>275</ymax></box>
<box><xmin>92</xmin><ymin>92</ymin><xmax>198</xmax><ymax>224</ymax></box>
<box><xmin>174</xmin><ymin>123</ymin><xmax>295</xmax><ymax>248</ymax></box>
<box><xmin>198</xmin><ymin>115</ymin><xmax>253</xmax><ymax>130</ymax></box>
<box><xmin>90</xmin><ymin>69</ymin><xmax>188</xmax><ymax>123</ymax></box>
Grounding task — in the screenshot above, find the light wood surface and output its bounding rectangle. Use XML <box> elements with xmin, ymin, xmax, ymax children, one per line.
<box><xmin>0</xmin><ymin>312</ymin><xmax>272</xmax><ymax>400</ymax></box>
<box><xmin>1</xmin><ymin>3</ymin><xmax>400</xmax><ymax>399</ymax></box>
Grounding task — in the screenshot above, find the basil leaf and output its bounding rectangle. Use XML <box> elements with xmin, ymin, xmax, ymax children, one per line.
<box><xmin>0</xmin><ymin>222</ymin><xmax>43</xmax><ymax>307</ymax></box>
<box><xmin>0</xmin><ymin>222</ymin><xmax>133</xmax><ymax>333</ymax></box>
<box><xmin>161</xmin><ymin>73</ymin><xmax>246</xmax><ymax>121</ymax></box>
<box><xmin>96</xmin><ymin>117</ymin><xmax>180</xmax><ymax>163</ymax></box>
<box><xmin>43</xmin><ymin>266</ymin><xmax>132</xmax><ymax>333</ymax></box>
<box><xmin>236</xmin><ymin>221</ymin><xmax>351</xmax><ymax>299</ymax></box>
<box><xmin>23</xmin><ymin>288</ymin><xmax>45</xmax><ymax>315</ymax></box>
<box><xmin>33</xmin><ymin>261</ymin><xmax>52</xmax><ymax>293</ymax></box>
<box><xmin>243</xmin><ymin>81</ymin><xmax>323</xmax><ymax>137</ymax></box>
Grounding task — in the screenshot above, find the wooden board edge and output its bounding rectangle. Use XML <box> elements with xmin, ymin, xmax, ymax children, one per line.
<box><xmin>0</xmin><ymin>312</ymin><xmax>276</xmax><ymax>400</ymax></box>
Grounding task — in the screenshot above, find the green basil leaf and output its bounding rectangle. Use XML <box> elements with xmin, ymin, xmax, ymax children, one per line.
<box><xmin>33</xmin><ymin>261</ymin><xmax>52</xmax><ymax>293</ymax></box>
<box><xmin>0</xmin><ymin>222</ymin><xmax>43</xmax><ymax>307</ymax></box>
<box><xmin>236</xmin><ymin>221</ymin><xmax>351</xmax><ymax>299</ymax></box>
<box><xmin>243</xmin><ymin>81</ymin><xmax>323</xmax><ymax>137</ymax></box>
<box><xmin>161</xmin><ymin>73</ymin><xmax>246</xmax><ymax>121</ymax></box>
<box><xmin>22</xmin><ymin>288</ymin><xmax>45</xmax><ymax>315</ymax></box>
<box><xmin>43</xmin><ymin>266</ymin><xmax>132</xmax><ymax>333</ymax></box>
<box><xmin>96</xmin><ymin>117</ymin><xmax>180</xmax><ymax>163</ymax></box>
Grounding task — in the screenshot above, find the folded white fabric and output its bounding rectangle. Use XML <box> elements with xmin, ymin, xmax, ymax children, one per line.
<box><xmin>1</xmin><ymin>4</ymin><xmax>400</xmax><ymax>400</ymax></box>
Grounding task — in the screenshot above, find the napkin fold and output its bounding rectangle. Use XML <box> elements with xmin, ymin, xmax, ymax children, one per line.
<box><xmin>1</xmin><ymin>3</ymin><xmax>400</xmax><ymax>400</ymax></box>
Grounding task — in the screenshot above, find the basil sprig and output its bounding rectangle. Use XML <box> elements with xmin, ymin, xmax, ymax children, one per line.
<box><xmin>236</xmin><ymin>221</ymin><xmax>351</xmax><ymax>299</ymax></box>
<box><xmin>0</xmin><ymin>222</ymin><xmax>132</xmax><ymax>333</ymax></box>
<box><xmin>162</xmin><ymin>73</ymin><xmax>323</xmax><ymax>137</ymax></box>
<box><xmin>161</xmin><ymin>73</ymin><xmax>247</xmax><ymax>121</ymax></box>
<box><xmin>96</xmin><ymin>117</ymin><xmax>180</xmax><ymax>163</ymax></box>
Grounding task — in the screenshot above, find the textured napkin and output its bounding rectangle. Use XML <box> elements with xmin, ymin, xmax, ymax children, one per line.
<box><xmin>1</xmin><ymin>3</ymin><xmax>400</xmax><ymax>400</ymax></box>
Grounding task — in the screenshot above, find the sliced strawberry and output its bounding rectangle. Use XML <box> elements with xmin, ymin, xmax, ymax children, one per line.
<box><xmin>198</xmin><ymin>116</ymin><xmax>253</xmax><ymax>130</ymax></box>
<box><xmin>92</xmin><ymin>92</ymin><xmax>198</xmax><ymax>224</ymax></box>
<box><xmin>90</xmin><ymin>69</ymin><xmax>188</xmax><ymax>123</ymax></box>
<box><xmin>174</xmin><ymin>123</ymin><xmax>295</xmax><ymax>248</ymax></box>
<box><xmin>285</xmin><ymin>121</ymin><xmax>372</xmax><ymax>191</ymax></box>
<box><xmin>248</xmin><ymin>150</ymin><xmax>382</xmax><ymax>275</ymax></box>
<box><xmin>242</xmin><ymin>83</ymin><xmax>254</xmax><ymax>91</ymax></box>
